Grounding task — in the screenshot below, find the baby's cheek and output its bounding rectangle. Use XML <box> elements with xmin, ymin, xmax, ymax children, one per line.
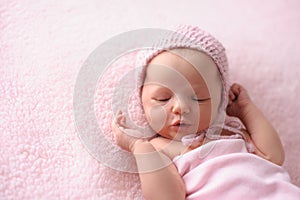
<box><xmin>147</xmin><ymin>105</ymin><xmax>167</xmax><ymax>132</ymax></box>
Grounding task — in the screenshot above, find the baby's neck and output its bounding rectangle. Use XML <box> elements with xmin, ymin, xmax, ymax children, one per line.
<box><xmin>151</xmin><ymin>129</ymin><xmax>238</xmax><ymax>159</ymax></box>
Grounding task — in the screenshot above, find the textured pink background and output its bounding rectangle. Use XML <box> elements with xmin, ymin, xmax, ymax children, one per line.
<box><xmin>1</xmin><ymin>0</ymin><xmax>300</xmax><ymax>199</ymax></box>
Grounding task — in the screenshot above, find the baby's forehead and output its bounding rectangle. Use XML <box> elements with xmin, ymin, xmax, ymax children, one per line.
<box><xmin>168</xmin><ymin>48</ymin><xmax>218</xmax><ymax>74</ymax></box>
<box><xmin>169</xmin><ymin>48</ymin><xmax>204</xmax><ymax>58</ymax></box>
<box><xmin>146</xmin><ymin>48</ymin><xmax>221</xmax><ymax>83</ymax></box>
<box><xmin>144</xmin><ymin>48</ymin><xmax>223</xmax><ymax>99</ymax></box>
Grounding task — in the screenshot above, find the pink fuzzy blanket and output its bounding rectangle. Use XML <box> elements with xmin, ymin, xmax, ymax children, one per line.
<box><xmin>1</xmin><ymin>0</ymin><xmax>300</xmax><ymax>199</ymax></box>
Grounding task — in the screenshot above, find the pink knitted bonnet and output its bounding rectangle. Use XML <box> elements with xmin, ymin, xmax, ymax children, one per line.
<box><xmin>123</xmin><ymin>25</ymin><xmax>234</xmax><ymax>144</ymax></box>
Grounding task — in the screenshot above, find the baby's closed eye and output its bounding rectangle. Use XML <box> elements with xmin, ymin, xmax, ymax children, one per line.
<box><xmin>153</xmin><ymin>97</ymin><xmax>171</xmax><ymax>102</ymax></box>
<box><xmin>191</xmin><ymin>96</ymin><xmax>211</xmax><ymax>102</ymax></box>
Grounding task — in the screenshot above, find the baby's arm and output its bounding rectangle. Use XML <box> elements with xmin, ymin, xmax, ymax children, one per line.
<box><xmin>226</xmin><ymin>83</ymin><xmax>285</xmax><ymax>165</ymax></box>
<box><xmin>133</xmin><ymin>141</ymin><xmax>186</xmax><ymax>200</ymax></box>
<box><xmin>111</xmin><ymin>113</ymin><xmax>186</xmax><ymax>200</ymax></box>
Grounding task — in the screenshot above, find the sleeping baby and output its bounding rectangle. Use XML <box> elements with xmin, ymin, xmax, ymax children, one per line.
<box><xmin>111</xmin><ymin>25</ymin><xmax>300</xmax><ymax>199</ymax></box>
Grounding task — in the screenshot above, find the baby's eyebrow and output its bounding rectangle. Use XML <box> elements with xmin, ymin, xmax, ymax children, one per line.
<box><xmin>192</xmin><ymin>84</ymin><xmax>209</xmax><ymax>90</ymax></box>
<box><xmin>144</xmin><ymin>84</ymin><xmax>171</xmax><ymax>90</ymax></box>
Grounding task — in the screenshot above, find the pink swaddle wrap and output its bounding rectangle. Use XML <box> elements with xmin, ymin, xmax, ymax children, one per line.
<box><xmin>173</xmin><ymin>139</ymin><xmax>300</xmax><ymax>199</ymax></box>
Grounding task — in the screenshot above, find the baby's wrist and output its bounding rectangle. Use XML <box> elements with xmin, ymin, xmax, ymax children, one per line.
<box><xmin>239</xmin><ymin>102</ymin><xmax>257</xmax><ymax>123</ymax></box>
<box><xmin>132</xmin><ymin>139</ymin><xmax>157</xmax><ymax>154</ymax></box>
<box><xmin>130</xmin><ymin>139</ymin><xmax>147</xmax><ymax>152</ymax></box>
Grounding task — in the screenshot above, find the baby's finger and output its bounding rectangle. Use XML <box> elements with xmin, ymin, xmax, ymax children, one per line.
<box><xmin>119</xmin><ymin>114</ymin><xmax>126</xmax><ymax>126</ymax></box>
<box><xmin>231</xmin><ymin>84</ymin><xmax>242</xmax><ymax>98</ymax></box>
<box><xmin>114</xmin><ymin>111</ymin><xmax>128</xmax><ymax>129</ymax></box>
<box><xmin>111</xmin><ymin>117</ymin><xmax>120</xmax><ymax>133</ymax></box>
<box><xmin>229</xmin><ymin>90</ymin><xmax>236</xmax><ymax>101</ymax></box>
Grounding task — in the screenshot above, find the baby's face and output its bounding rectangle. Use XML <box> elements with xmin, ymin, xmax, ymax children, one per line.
<box><xmin>141</xmin><ymin>49</ymin><xmax>222</xmax><ymax>141</ymax></box>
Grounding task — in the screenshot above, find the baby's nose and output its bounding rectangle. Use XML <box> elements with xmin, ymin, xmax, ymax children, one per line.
<box><xmin>171</xmin><ymin>98</ymin><xmax>190</xmax><ymax>114</ymax></box>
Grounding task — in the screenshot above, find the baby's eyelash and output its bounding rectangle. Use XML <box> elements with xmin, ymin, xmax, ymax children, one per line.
<box><xmin>154</xmin><ymin>98</ymin><xmax>171</xmax><ymax>102</ymax></box>
<box><xmin>192</xmin><ymin>97</ymin><xmax>211</xmax><ymax>102</ymax></box>
<box><xmin>152</xmin><ymin>96</ymin><xmax>210</xmax><ymax>102</ymax></box>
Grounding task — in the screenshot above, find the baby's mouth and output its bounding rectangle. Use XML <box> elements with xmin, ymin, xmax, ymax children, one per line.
<box><xmin>172</xmin><ymin>120</ymin><xmax>191</xmax><ymax>127</ymax></box>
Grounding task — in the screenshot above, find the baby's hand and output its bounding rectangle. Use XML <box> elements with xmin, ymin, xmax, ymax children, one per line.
<box><xmin>111</xmin><ymin>111</ymin><xmax>141</xmax><ymax>152</ymax></box>
<box><xmin>226</xmin><ymin>83</ymin><xmax>252</xmax><ymax>119</ymax></box>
